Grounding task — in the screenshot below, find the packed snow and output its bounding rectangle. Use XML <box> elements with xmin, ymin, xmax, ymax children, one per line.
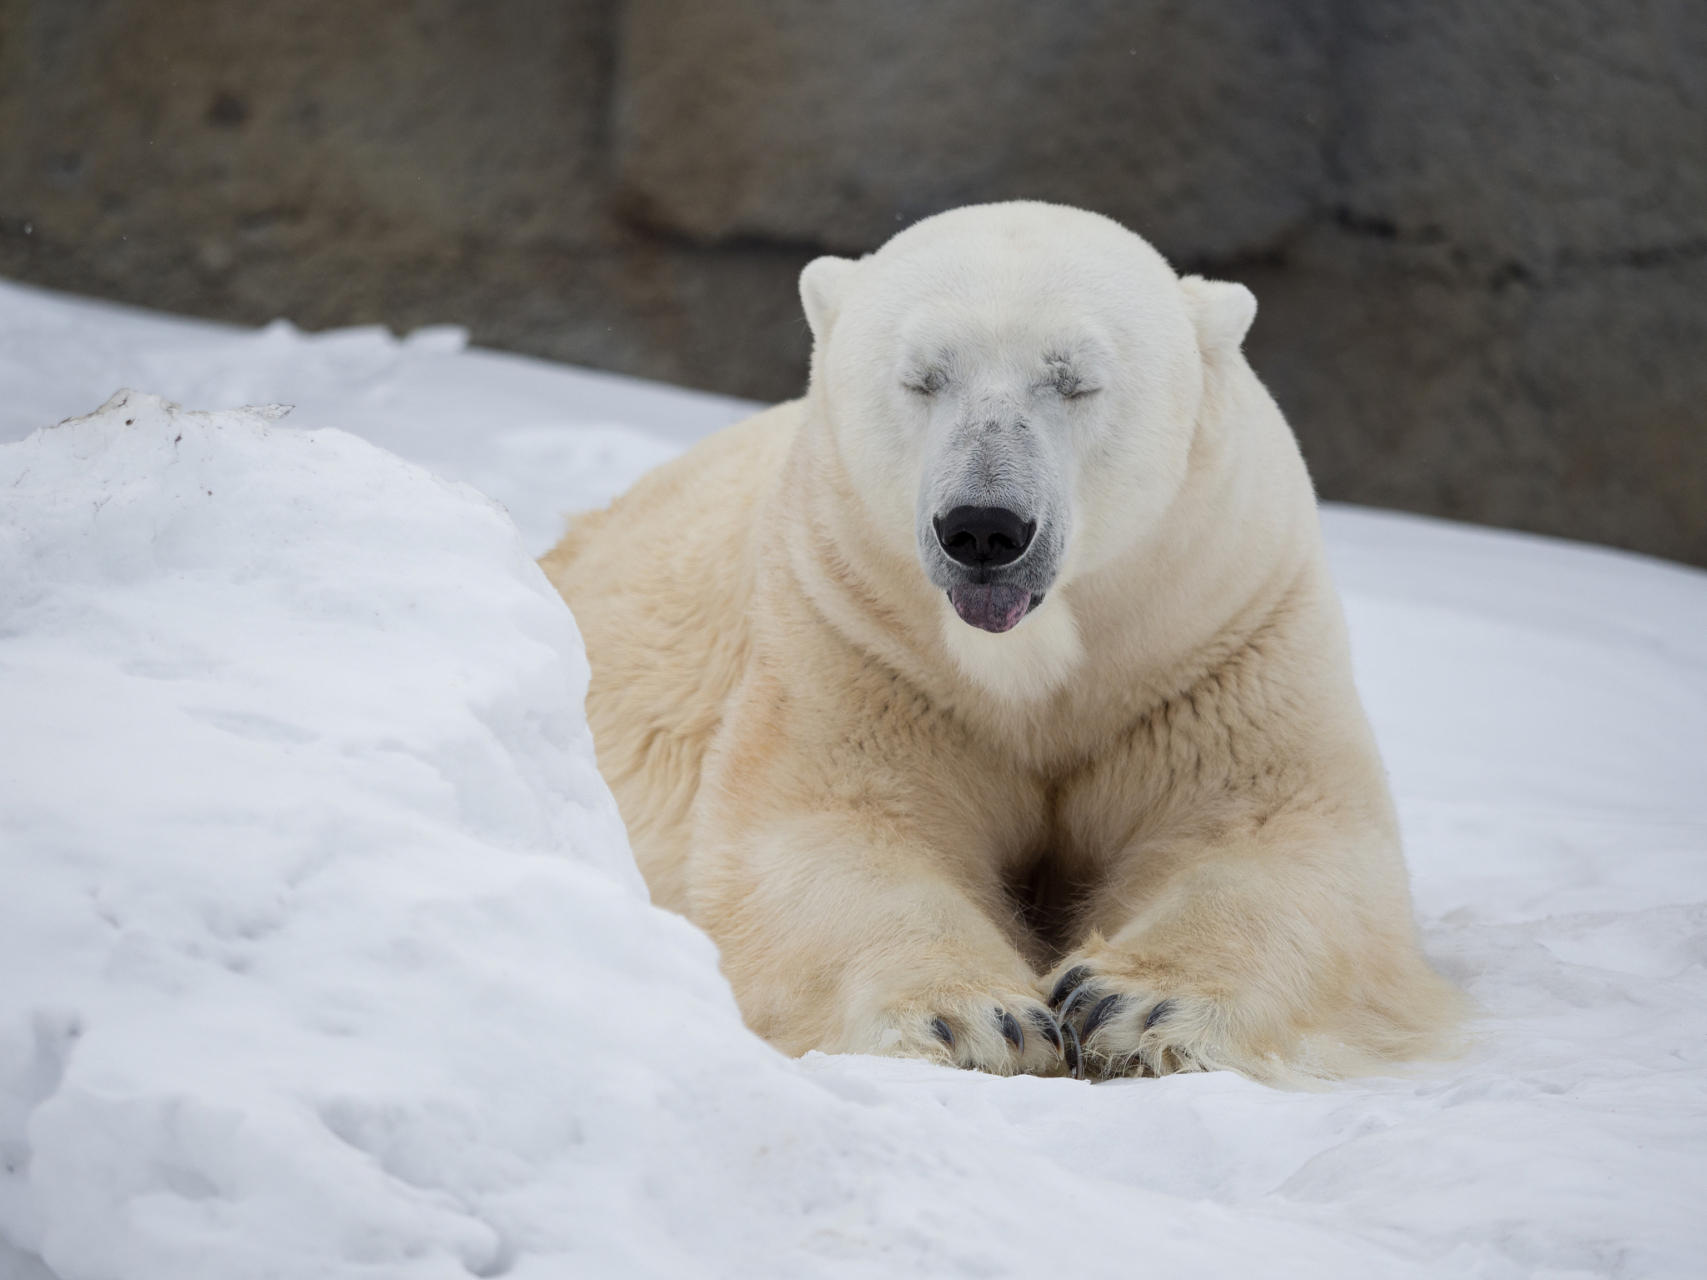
<box><xmin>1</xmin><ymin>277</ymin><xmax>1703</xmax><ymax>1279</ymax></box>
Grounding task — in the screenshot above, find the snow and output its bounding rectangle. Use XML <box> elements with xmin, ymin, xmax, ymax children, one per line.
<box><xmin>0</xmin><ymin>282</ymin><xmax>746</xmax><ymax>557</ymax></box>
<box><xmin>1</xmin><ymin>276</ymin><xmax>1703</xmax><ymax>1279</ymax></box>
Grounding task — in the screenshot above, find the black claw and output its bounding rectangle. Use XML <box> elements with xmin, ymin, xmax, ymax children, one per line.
<box><xmin>999</xmin><ymin>1009</ymin><xmax>1025</xmax><ymax>1052</ymax></box>
<box><xmin>932</xmin><ymin>1017</ymin><xmax>955</xmax><ymax>1049</ymax></box>
<box><xmin>1057</xmin><ymin>981</ymin><xmax>1099</xmax><ymax>1024</ymax></box>
<box><xmin>1028</xmin><ymin>1006</ymin><xmax>1063</xmax><ymax>1051</ymax></box>
<box><xmin>1063</xmin><ymin>1023</ymin><xmax>1083</xmax><ymax>1080</ymax></box>
<box><xmin>1144</xmin><ymin>999</ymin><xmax>1174</xmax><ymax>1031</ymax></box>
<box><xmin>1048</xmin><ymin>965</ymin><xmax>1093</xmax><ymax>1010</ymax></box>
<box><xmin>1080</xmin><ymin>993</ymin><xmax>1124</xmax><ymax>1040</ymax></box>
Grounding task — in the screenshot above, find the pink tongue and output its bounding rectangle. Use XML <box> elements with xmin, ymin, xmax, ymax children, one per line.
<box><xmin>948</xmin><ymin>584</ymin><xmax>1032</xmax><ymax>633</ymax></box>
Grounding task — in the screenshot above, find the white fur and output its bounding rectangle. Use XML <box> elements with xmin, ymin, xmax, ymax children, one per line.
<box><xmin>1180</xmin><ymin>275</ymin><xmax>1258</xmax><ymax>355</ymax></box>
<box><xmin>938</xmin><ymin>592</ymin><xmax>1085</xmax><ymax>703</ymax></box>
<box><xmin>542</xmin><ymin>201</ymin><xmax>1465</xmax><ymax>1085</ymax></box>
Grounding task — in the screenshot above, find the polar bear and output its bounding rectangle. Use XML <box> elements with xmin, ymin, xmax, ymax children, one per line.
<box><xmin>541</xmin><ymin>201</ymin><xmax>1463</xmax><ymax>1083</ymax></box>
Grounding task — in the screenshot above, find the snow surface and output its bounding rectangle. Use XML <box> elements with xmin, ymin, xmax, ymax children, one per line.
<box><xmin>1</xmin><ymin>277</ymin><xmax>1704</xmax><ymax>1279</ymax></box>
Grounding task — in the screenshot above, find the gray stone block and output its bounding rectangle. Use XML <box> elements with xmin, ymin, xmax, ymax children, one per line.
<box><xmin>1242</xmin><ymin>229</ymin><xmax>1707</xmax><ymax>565</ymax></box>
<box><xmin>613</xmin><ymin>0</ymin><xmax>1333</xmax><ymax>262</ymax></box>
<box><xmin>0</xmin><ymin>0</ymin><xmax>613</xmax><ymax>255</ymax></box>
<box><xmin>1334</xmin><ymin>0</ymin><xmax>1707</xmax><ymax>267</ymax></box>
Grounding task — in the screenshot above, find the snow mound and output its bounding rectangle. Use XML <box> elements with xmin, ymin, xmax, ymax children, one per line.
<box><xmin>1</xmin><ymin>392</ymin><xmax>1420</xmax><ymax>1280</ymax></box>
<box><xmin>0</xmin><ymin>281</ymin><xmax>754</xmax><ymax>556</ymax></box>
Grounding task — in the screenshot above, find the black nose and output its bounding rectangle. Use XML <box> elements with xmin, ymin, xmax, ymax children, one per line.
<box><xmin>933</xmin><ymin>506</ymin><xmax>1036</xmax><ymax>567</ymax></box>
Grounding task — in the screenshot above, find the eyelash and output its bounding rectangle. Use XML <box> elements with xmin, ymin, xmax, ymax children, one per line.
<box><xmin>1051</xmin><ymin>366</ymin><xmax>1093</xmax><ymax>399</ymax></box>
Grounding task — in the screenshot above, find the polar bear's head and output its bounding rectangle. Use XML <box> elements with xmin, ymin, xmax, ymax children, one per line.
<box><xmin>800</xmin><ymin>202</ymin><xmax>1255</xmax><ymax>695</ymax></box>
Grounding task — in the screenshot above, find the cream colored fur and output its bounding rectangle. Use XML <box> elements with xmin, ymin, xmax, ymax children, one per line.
<box><xmin>541</xmin><ymin>202</ymin><xmax>1464</xmax><ymax>1084</ymax></box>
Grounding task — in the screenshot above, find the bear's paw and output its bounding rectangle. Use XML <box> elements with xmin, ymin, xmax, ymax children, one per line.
<box><xmin>1044</xmin><ymin>961</ymin><xmax>1276</xmax><ymax>1083</ymax></box>
<box><xmin>866</xmin><ymin>987</ymin><xmax>1067</xmax><ymax>1078</ymax></box>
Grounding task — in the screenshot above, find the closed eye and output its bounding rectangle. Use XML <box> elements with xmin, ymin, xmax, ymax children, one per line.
<box><xmin>904</xmin><ymin>368</ymin><xmax>947</xmax><ymax>396</ymax></box>
<box><xmin>1047</xmin><ymin>363</ymin><xmax>1097</xmax><ymax>400</ymax></box>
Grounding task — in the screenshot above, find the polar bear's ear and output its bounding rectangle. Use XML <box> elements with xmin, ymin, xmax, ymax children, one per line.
<box><xmin>1179</xmin><ymin>276</ymin><xmax>1257</xmax><ymax>357</ymax></box>
<box><xmin>800</xmin><ymin>256</ymin><xmax>858</xmax><ymax>342</ymax></box>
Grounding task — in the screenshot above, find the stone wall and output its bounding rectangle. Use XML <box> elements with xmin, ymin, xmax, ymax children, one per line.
<box><xmin>3</xmin><ymin>0</ymin><xmax>1704</xmax><ymax>564</ymax></box>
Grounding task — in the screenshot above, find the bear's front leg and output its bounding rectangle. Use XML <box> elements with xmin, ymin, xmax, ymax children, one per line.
<box><xmin>1041</xmin><ymin>810</ymin><xmax>1463</xmax><ymax>1085</ymax></box>
<box><xmin>692</xmin><ymin>810</ymin><xmax>1067</xmax><ymax>1076</ymax></box>
<box><xmin>688</xmin><ymin>670</ymin><xmax>1066</xmax><ymax>1076</ymax></box>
